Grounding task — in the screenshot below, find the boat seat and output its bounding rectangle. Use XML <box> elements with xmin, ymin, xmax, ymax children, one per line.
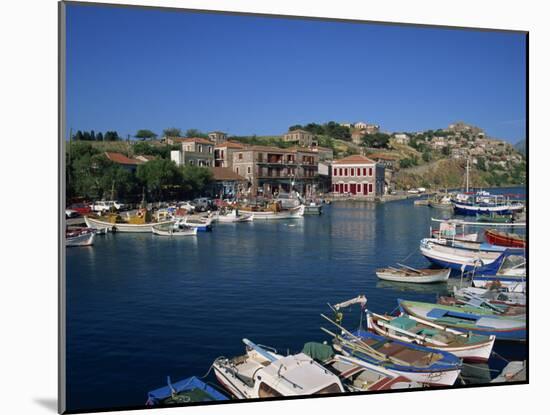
<box><xmin>389</xmin><ymin>316</ymin><xmax>417</xmax><ymax>331</ymax></box>
<box><xmin>379</xmin><ymin>342</ymin><xmax>407</xmax><ymax>357</ymax></box>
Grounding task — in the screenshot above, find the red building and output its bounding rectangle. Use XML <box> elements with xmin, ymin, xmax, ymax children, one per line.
<box><xmin>331</xmin><ymin>155</ymin><xmax>384</xmax><ymax>198</ymax></box>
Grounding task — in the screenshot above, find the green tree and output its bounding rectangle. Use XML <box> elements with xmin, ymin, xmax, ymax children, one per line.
<box><xmin>422</xmin><ymin>150</ymin><xmax>432</xmax><ymax>162</ymax></box>
<box><xmin>104</xmin><ymin>131</ymin><xmax>120</xmax><ymax>141</ymax></box>
<box><xmin>163</xmin><ymin>127</ymin><xmax>182</xmax><ymax>137</ymax></box>
<box><xmin>135</xmin><ymin>129</ymin><xmax>157</xmax><ymax>141</ymax></box>
<box><xmin>185</xmin><ymin>129</ymin><xmax>208</xmax><ymax>138</ymax></box>
<box><xmin>180</xmin><ymin>165</ymin><xmax>214</xmax><ymax>198</ymax></box>
<box><xmin>136</xmin><ymin>159</ymin><xmax>182</xmax><ymax>200</ymax></box>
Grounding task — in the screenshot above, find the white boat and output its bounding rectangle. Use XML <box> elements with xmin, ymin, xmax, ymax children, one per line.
<box><xmin>376</xmin><ymin>264</ymin><xmax>451</xmax><ymax>283</ymax></box>
<box><xmin>453</xmin><ymin>286</ymin><xmax>526</xmax><ymax>307</ymax></box>
<box><xmin>180</xmin><ymin>216</ymin><xmax>213</xmax><ymax>231</ymax></box>
<box><xmin>366</xmin><ymin>311</ymin><xmax>495</xmax><ymax>362</ymax></box>
<box><xmin>213</xmin><ymin>338</ymin><xmax>345</xmax><ymax>399</ymax></box>
<box><xmin>303</xmin><ymin>202</ymin><xmax>323</xmax><ymax>215</ymax></box>
<box><xmin>66</xmin><ymin>228</ymin><xmax>95</xmax><ymax>247</ymax></box>
<box><xmin>420</xmin><ymin>238</ymin><xmax>504</xmax><ymax>271</ymax></box>
<box><xmin>85</xmin><ymin>215</ymin><xmax>174</xmax><ymax>233</ymax></box>
<box><xmin>213</xmin><ymin>210</ymin><xmax>254</xmax><ymax>223</ymax></box>
<box><xmin>239</xmin><ymin>204</ymin><xmax>305</xmax><ymax>220</ymax></box>
<box><xmin>490</xmin><ymin>361</ymin><xmax>526</xmax><ymax>383</ymax></box>
<box><xmin>430</xmin><ymin>219</ymin><xmax>478</xmax><ymax>242</ymax></box>
<box><xmin>152</xmin><ymin>223</ymin><xmax>197</xmax><ymax>237</ymax></box>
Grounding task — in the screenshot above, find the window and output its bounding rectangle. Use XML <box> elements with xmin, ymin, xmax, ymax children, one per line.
<box><xmin>208</xmin><ymin>146</ymin><xmax>212</xmax><ymax>153</ymax></box>
<box><xmin>339</xmin><ymin>168</ymin><xmax>343</xmax><ymax>176</ymax></box>
<box><xmin>236</xmin><ymin>167</ymin><xmax>239</xmax><ymax>174</ymax></box>
<box><xmin>363</xmin><ymin>168</ymin><xmax>367</xmax><ymax>176</ymax></box>
<box><xmin>369</xmin><ymin>167</ymin><xmax>373</xmax><ymax>176</ymax></box>
<box><xmin>189</xmin><ymin>160</ymin><xmax>194</xmax><ymax>166</ymax></box>
<box><xmin>345</xmin><ymin>183</ymin><xmax>349</xmax><ymax>192</ymax></box>
<box><xmin>247</xmin><ymin>166</ymin><xmax>251</xmax><ymax>174</ymax></box>
<box><xmin>344</xmin><ymin>168</ymin><xmax>348</xmax><ymax>176</ymax></box>
<box><xmin>333</xmin><ymin>168</ymin><xmax>337</xmax><ymax>176</ymax></box>
<box><xmin>197</xmin><ymin>144</ymin><xmax>202</xmax><ymax>152</ymax></box>
<box><xmin>238</xmin><ymin>153</ymin><xmax>243</xmax><ymax>160</ymax></box>
<box><xmin>350</xmin><ymin>168</ymin><xmax>355</xmax><ymax>176</ymax></box>
<box><xmin>369</xmin><ymin>183</ymin><xmax>373</xmax><ymax>193</ymax></box>
<box><xmin>357</xmin><ymin>183</ymin><xmax>362</xmax><ymax>193</ymax></box>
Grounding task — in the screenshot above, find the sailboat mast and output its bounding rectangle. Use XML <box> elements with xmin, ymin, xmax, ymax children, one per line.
<box><xmin>466</xmin><ymin>158</ymin><xmax>470</xmax><ymax>193</ymax></box>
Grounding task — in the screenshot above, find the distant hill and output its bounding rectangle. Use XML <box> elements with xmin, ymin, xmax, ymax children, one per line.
<box><xmin>515</xmin><ymin>139</ymin><xmax>526</xmax><ymax>155</ymax></box>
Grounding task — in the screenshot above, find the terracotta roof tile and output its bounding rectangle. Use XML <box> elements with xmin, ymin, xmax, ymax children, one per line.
<box><xmin>104</xmin><ymin>152</ymin><xmax>144</xmax><ymax>165</ymax></box>
<box><xmin>210</xmin><ymin>167</ymin><xmax>247</xmax><ymax>181</ymax></box>
<box><xmin>333</xmin><ymin>155</ymin><xmax>376</xmax><ymax>165</ymax></box>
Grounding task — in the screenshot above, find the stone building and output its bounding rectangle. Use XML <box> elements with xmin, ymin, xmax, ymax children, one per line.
<box><xmin>208</xmin><ymin>131</ymin><xmax>228</xmax><ymax>145</ymax></box>
<box><xmin>331</xmin><ymin>155</ymin><xmax>385</xmax><ymax>198</ymax></box>
<box><xmin>170</xmin><ymin>137</ymin><xmax>214</xmax><ymax>167</ymax></box>
<box><xmin>282</xmin><ymin>129</ymin><xmax>317</xmax><ymax>147</ymax></box>
<box><xmin>214</xmin><ymin>141</ymin><xmax>246</xmax><ymax>168</ymax></box>
<box><xmin>231</xmin><ymin>146</ymin><xmax>319</xmax><ymax>197</ymax></box>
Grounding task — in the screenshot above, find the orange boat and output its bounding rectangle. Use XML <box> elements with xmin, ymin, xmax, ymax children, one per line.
<box><xmin>485</xmin><ymin>229</ymin><xmax>526</xmax><ymax>248</ymax></box>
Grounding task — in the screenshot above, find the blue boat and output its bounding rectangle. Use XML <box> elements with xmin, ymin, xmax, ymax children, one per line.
<box><xmin>399</xmin><ymin>299</ymin><xmax>526</xmax><ymax>342</ymax></box>
<box><xmin>146</xmin><ymin>376</ymin><xmax>229</xmax><ymax>406</ymax></box>
<box><xmin>452</xmin><ymin>192</ymin><xmax>524</xmax><ymax>216</ymax></box>
<box><xmin>335</xmin><ymin>328</ymin><xmax>463</xmax><ymax>386</ymax></box>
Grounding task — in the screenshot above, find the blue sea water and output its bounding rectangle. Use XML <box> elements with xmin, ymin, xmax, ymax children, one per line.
<box><xmin>66</xmin><ymin>187</ymin><xmax>527</xmax><ymax>412</ymax></box>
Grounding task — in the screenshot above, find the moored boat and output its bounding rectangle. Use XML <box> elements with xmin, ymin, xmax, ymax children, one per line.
<box><xmin>484</xmin><ymin>229</ymin><xmax>526</xmax><ymax>248</ymax></box>
<box><xmin>321</xmin><ymin>296</ymin><xmax>462</xmax><ymax>386</ymax></box>
<box><xmin>453</xmin><ymin>286</ymin><xmax>526</xmax><ymax>307</ymax></box>
<box><xmin>375</xmin><ymin>264</ymin><xmax>451</xmax><ymax>284</ymax></box>
<box><xmin>238</xmin><ymin>203</ymin><xmax>304</xmax><ymax>220</ymax></box>
<box><xmin>152</xmin><ymin>223</ymin><xmax>198</xmax><ymax>237</ymax></box>
<box><xmin>302</xmin><ymin>342</ymin><xmax>421</xmax><ymax>391</ymax></box>
<box><xmin>85</xmin><ymin>210</ymin><xmax>174</xmax><ymax>233</ymax></box>
<box><xmin>398</xmin><ymin>299</ymin><xmax>526</xmax><ymax>341</ymax></box>
<box><xmin>66</xmin><ymin>227</ymin><xmax>95</xmax><ymax>247</ymax></box>
<box><xmin>365</xmin><ymin>311</ymin><xmax>495</xmax><ymax>362</ymax></box>
<box><xmin>420</xmin><ymin>238</ymin><xmax>504</xmax><ymax>271</ymax></box>
<box><xmin>490</xmin><ymin>361</ymin><xmax>526</xmax><ymax>383</ymax></box>
<box><xmin>212</xmin><ymin>338</ymin><xmax>345</xmax><ymax>399</ymax></box>
<box><xmin>146</xmin><ymin>376</ymin><xmax>228</xmax><ymax>406</ymax></box>
<box><xmin>303</xmin><ymin>201</ymin><xmax>323</xmax><ymax>215</ymax></box>
<box><xmin>180</xmin><ymin>216</ymin><xmax>213</xmax><ymax>231</ymax></box>
<box><xmin>213</xmin><ymin>209</ymin><xmax>253</xmax><ymax>223</ymax></box>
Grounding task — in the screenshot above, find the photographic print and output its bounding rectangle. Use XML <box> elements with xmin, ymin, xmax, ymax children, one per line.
<box><xmin>60</xmin><ymin>1</ymin><xmax>527</xmax><ymax>413</ymax></box>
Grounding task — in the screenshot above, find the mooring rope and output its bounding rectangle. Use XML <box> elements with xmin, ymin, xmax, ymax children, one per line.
<box><xmin>491</xmin><ymin>350</ymin><xmax>510</xmax><ymax>364</ymax></box>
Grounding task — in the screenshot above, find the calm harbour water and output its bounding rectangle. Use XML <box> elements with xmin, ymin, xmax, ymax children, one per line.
<box><xmin>66</xmin><ymin>187</ymin><xmax>527</xmax><ymax>411</ymax></box>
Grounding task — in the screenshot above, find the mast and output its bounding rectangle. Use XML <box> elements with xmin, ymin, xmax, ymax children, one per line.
<box><xmin>466</xmin><ymin>158</ymin><xmax>470</xmax><ymax>193</ymax></box>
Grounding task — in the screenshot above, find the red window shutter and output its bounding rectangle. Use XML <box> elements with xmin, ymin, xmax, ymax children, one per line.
<box><xmin>369</xmin><ymin>167</ymin><xmax>373</xmax><ymax>176</ymax></box>
<box><xmin>369</xmin><ymin>183</ymin><xmax>373</xmax><ymax>193</ymax></box>
<box><xmin>363</xmin><ymin>168</ymin><xmax>367</xmax><ymax>176</ymax></box>
<box><xmin>351</xmin><ymin>168</ymin><xmax>354</xmax><ymax>176</ymax></box>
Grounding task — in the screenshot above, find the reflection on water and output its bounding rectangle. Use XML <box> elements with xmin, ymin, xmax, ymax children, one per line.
<box><xmin>65</xmin><ymin>188</ymin><xmax>526</xmax><ymax>412</ymax></box>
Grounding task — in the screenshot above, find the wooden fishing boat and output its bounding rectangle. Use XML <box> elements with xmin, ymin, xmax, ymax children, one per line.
<box><xmin>85</xmin><ymin>210</ymin><xmax>174</xmax><ymax>233</ymax></box>
<box><xmin>303</xmin><ymin>202</ymin><xmax>323</xmax><ymax>215</ymax></box>
<box><xmin>420</xmin><ymin>238</ymin><xmax>504</xmax><ymax>271</ymax></box>
<box><xmin>399</xmin><ymin>299</ymin><xmax>526</xmax><ymax>341</ymax></box>
<box><xmin>366</xmin><ymin>312</ymin><xmax>495</xmax><ymax>362</ymax></box>
<box><xmin>453</xmin><ymin>286</ymin><xmax>526</xmax><ymax>307</ymax></box>
<box><xmin>238</xmin><ymin>202</ymin><xmax>305</xmax><ymax>220</ymax></box>
<box><xmin>213</xmin><ymin>209</ymin><xmax>254</xmax><ymax>223</ymax></box>
<box><xmin>437</xmin><ymin>295</ymin><xmax>525</xmax><ymax>316</ymax></box>
<box><xmin>471</xmin><ymin>249</ymin><xmax>526</xmax><ymax>290</ymax></box>
<box><xmin>180</xmin><ymin>216</ymin><xmax>213</xmax><ymax>231</ymax></box>
<box><xmin>302</xmin><ymin>342</ymin><xmax>421</xmax><ymax>391</ymax></box>
<box><xmin>376</xmin><ymin>264</ymin><xmax>451</xmax><ymax>283</ymax></box>
<box><xmin>321</xmin><ymin>296</ymin><xmax>462</xmax><ymax>386</ymax></box>
<box><xmin>212</xmin><ymin>338</ymin><xmax>345</xmax><ymax>399</ymax></box>
<box><xmin>152</xmin><ymin>223</ymin><xmax>197</xmax><ymax>237</ymax></box>
<box><xmin>476</xmin><ymin>213</ymin><xmax>513</xmax><ymax>223</ymax></box>
<box><xmin>66</xmin><ymin>227</ymin><xmax>95</xmax><ymax>247</ymax></box>
<box><xmin>484</xmin><ymin>229</ymin><xmax>526</xmax><ymax>248</ymax></box>
<box><xmin>146</xmin><ymin>376</ymin><xmax>228</xmax><ymax>406</ymax></box>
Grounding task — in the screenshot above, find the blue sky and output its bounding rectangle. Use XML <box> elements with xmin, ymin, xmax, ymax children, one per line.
<box><xmin>66</xmin><ymin>4</ymin><xmax>526</xmax><ymax>143</ymax></box>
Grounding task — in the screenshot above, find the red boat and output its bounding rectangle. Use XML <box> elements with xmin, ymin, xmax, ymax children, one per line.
<box><xmin>485</xmin><ymin>229</ymin><xmax>526</xmax><ymax>248</ymax></box>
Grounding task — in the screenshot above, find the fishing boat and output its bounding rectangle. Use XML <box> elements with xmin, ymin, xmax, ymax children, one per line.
<box><xmin>303</xmin><ymin>201</ymin><xmax>323</xmax><ymax>215</ymax></box>
<box><xmin>365</xmin><ymin>311</ymin><xmax>495</xmax><ymax>362</ymax></box>
<box><xmin>484</xmin><ymin>229</ymin><xmax>526</xmax><ymax>248</ymax></box>
<box><xmin>430</xmin><ymin>219</ymin><xmax>478</xmax><ymax>242</ymax></box>
<box><xmin>146</xmin><ymin>376</ymin><xmax>228</xmax><ymax>406</ymax></box>
<box><xmin>302</xmin><ymin>342</ymin><xmax>420</xmax><ymax>391</ymax></box>
<box><xmin>212</xmin><ymin>338</ymin><xmax>345</xmax><ymax>399</ymax></box>
<box><xmin>66</xmin><ymin>227</ymin><xmax>95</xmax><ymax>247</ymax></box>
<box><xmin>375</xmin><ymin>264</ymin><xmax>451</xmax><ymax>283</ymax></box>
<box><xmin>180</xmin><ymin>216</ymin><xmax>213</xmax><ymax>231</ymax></box>
<box><xmin>321</xmin><ymin>296</ymin><xmax>462</xmax><ymax>386</ymax></box>
<box><xmin>476</xmin><ymin>213</ymin><xmax>512</xmax><ymax>223</ymax></box>
<box><xmin>490</xmin><ymin>361</ymin><xmax>526</xmax><ymax>383</ymax></box>
<box><xmin>454</xmin><ymin>196</ymin><xmax>523</xmax><ymax>216</ymax></box>
<box><xmin>238</xmin><ymin>202</ymin><xmax>305</xmax><ymax>220</ymax></box>
<box><xmin>84</xmin><ymin>209</ymin><xmax>174</xmax><ymax>233</ymax></box>
<box><xmin>398</xmin><ymin>299</ymin><xmax>526</xmax><ymax>341</ymax></box>
<box><xmin>152</xmin><ymin>222</ymin><xmax>197</xmax><ymax>237</ymax></box>
<box><xmin>429</xmin><ymin>194</ymin><xmax>453</xmax><ymax>209</ymax></box>
<box><xmin>213</xmin><ymin>209</ymin><xmax>254</xmax><ymax>223</ymax></box>
<box><xmin>437</xmin><ymin>295</ymin><xmax>525</xmax><ymax>316</ymax></box>
<box><xmin>453</xmin><ymin>286</ymin><xmax>526</xmax><ymax>307</ymax></box>
<box><xmin>420</xmin><ymin>238</ymin><xmax>505</xmax><ymax>271</ymax></box>
<box><xmin>470</xmin><ymin>249</ymin><xmax>526</xmax><ymax>290</ymax></box>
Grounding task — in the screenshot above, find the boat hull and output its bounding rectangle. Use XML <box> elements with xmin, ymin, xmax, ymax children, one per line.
<box><xmin>66</xmin><ymin>231</ymin><xmax>95</xmax><ymax>247</ymax></box>
<box><xmin>239</xmin><ymin>205</ymin><xmax>304</xmax><ymax>220</ymax></box>
<box><xmin>485</xmin><ymin>229</ymin><xmax>526</xmax><ymax>248</ymax></box>
<box><xmin>420</xmin><ymin>239</ymin><xmax>501</xmax><ymax>271</ymax></box>
<box><xmin>85</xmin><ymin>216</ymin><xmax>174</xmax><ymax>233</ymax></box>
<box><xmin>152</xmin><ymin>226</ymin><xmax>197</xmax><ymax>237</ymax></box>
<box><xmin>375</xmin><ymin>268</ymin><xmax>451</xmax><ymax>283</ymax></box>
<box><xmin>453</xmin><ymin>203</ymin><xmax>524</xmax><ymax>216</ymax></box>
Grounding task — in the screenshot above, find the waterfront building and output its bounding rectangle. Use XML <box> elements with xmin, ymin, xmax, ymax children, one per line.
<box><xmin>170</xmin><ymin>137</ymin><xmax>214</xmax><ymax>167</ymax></box>
<box><xmin>208</xmin><ymin>131</ymin><xmax>228</xmax><ymax>144</ymax></box>
<box><xmin>210</xmin><ymin>167</ymin><xmax>247</xmax><ymax>199</ymax></box>
<box><xmin>331</xmin><ymin>155</ymin><xmax>385</xmax><ymax>198</ymax></box>
<box><xmin>214</xmin><ymin>141</ymin><xmax>246</xmax><ymax>168</ymax></box>
<box><xmin>232</xmin><ymin>146</ymin><xmax>319</xmax><ymax>197</ymax></box>
<box><xmin>282</xmin><ymin>129</ymin><xmax>317</xmax><ymax>147</ymax></box>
